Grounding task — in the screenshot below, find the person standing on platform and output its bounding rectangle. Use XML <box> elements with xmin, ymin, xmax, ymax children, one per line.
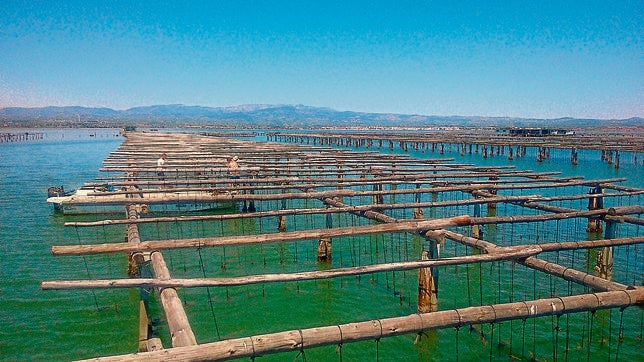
<box><xmin>227</xmin><ymin>156</ymin><xmax>240</xmax><ymax>179</ymax></box>
<box><xmin>226</xmin><ymin>156</ymin><xmax>240</xmax><ymax>193</ymax></box>
<box><xmin>156</xmin><ymin>153</ymin><xmax>167</xmax><ymax>185</ymax></box>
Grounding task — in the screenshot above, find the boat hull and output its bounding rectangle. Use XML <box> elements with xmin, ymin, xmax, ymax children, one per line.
<box><xmin>49</xmin><ymin>201</ymin><xmax>236</xmax><ymax>215</ymax></box>
<box><xmin>47</xmin><ymin>187</ymin><xmax>237</xmax><ymax>215</ymax></box>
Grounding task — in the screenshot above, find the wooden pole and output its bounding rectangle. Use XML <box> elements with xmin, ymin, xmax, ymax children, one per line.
<box><xmin>149</xmin><ymin>251</ymin><xmax>197</xmax><ymax>347</ymax></box>
<box><xmin>65</xmin><ymin>190</ymin><xmax>644</xmax><ymax>228</ymax></box>
<box><xmin>441</xmin><ymin>230</ymin><xmax>637</xmax><ymax>291</ymax></box>
<box><xmin>316</xmin><ymin>238</ymin><xmax>332</xmax><ymax>262</ymax></box>
<box><xmin>43</xmin><ymin>245</ymin><xmax>542</xmax><ymax>290</ymax></box>
<box><xmin>586</xmin><ymin>186</ymin><xmax>604</xmax><ymax>232</ymax></box>
<box><xmin>77</xmin><ymin>288</ymin><xmax>644</xmax><ymax>362</ymax></box>
<box><xmin>595</xmin><ymin>220</ymin><xmax>616</xmax><ymax>281</ymax></box>
<box><xmin>53</xmin><ymin>204</ymin><xmax>644</xmax><ymax>256</ymax></box>
<box><xmin>520</xmin><ymin>256</ymin><xmax>626</xmax><ymax>292</ymax></box>
<box><xmin>125</xmin><ymin>205</ymin><xmax>164</xmax><ymax>352</ymax></box>
<box><xmin>472</xmin><ymin>200</ymin><xmax>482</xmax><ymax>239</ymax></box>
<box><xmin>417</xmin><ymin>250</ymin><xmax>437</xmax><ymax>312</ymax></box>
<box><xmin>53</xmin><ymin>215</ymin><xmax>472</xmax><ymax>256</ymax></box>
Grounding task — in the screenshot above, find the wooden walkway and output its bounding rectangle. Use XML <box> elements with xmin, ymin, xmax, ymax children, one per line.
<box><xmin>267</xmin><ymin>128</ymin><xmax>644</xmax><ymax>167</ymax></box>
<box><xmin>42</xmin><ymin>131</ymin><xmax>644</xmax><ymax>361</ymax></box>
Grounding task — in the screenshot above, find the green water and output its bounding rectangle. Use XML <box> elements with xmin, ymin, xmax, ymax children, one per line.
<box><xmin>0</xmin><ymin>129</ymin><xmax>642</xmax><ymax>361</ymax></box>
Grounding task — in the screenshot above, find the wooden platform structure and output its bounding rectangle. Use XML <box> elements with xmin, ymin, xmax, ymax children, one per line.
<box><xmin>42</xmin><ymin>131</ymin><xmax>644</xmax><ymax>361</ymax></box>
<box><xmin>267</xmin><ymin>128</ymin><xmax>644</xmax><ymax>166</ymax></box>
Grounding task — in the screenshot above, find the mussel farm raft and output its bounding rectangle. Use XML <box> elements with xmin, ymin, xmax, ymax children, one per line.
<box><xmin>42</xmin><ymin>131</ymin><xmax>643</xmax><ymax>361</ymax></box>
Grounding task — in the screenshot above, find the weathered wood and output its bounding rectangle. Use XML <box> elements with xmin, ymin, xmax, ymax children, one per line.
<box><xmin>62</xmin><ymin>177</ymin><xmax>635</xmax><ymax>207</ymax></box>
<box><xmin>54</xmin><ymin>205</ymin><xmax>643</xmax><ymax>255</ymax></box>
<box><xmin>149</xmin><ymin>251</ymin><xmax>197</xmax><ymax>347</ymax></box>
<box><xmin>138</xmin><ymin>300</ymin><xmax>153</xmax><ymax>352</ymax></box>
<box><xmin>441</xmin><ymin>230</ymin><xmax>641</xmax><ymax>291</ymax></box>
<box><xmin>270</xmin><ymin>130</ymin><xmax>644</xmax><ymax>153</ymax></box>
<box><xmin>316</xmin><ymin>237</ymin><xmax>332</xmax><ymax>262</ymax></box>
<box><xmin>538</xmin><ymin>236</ymin><xmax>644</xmax><ymax>252</ymax></box>
<box><xmin>52</xmin><ymin>215</ymin><xmax>472</xmax><ymax>255</ymax></box>
<box><xmin>78</xmin><ymin>288</ymin><xmax>644</xmax><ymax>362</ymax></box>
<box><xmin>471</xmin><ymin>205</ymin><xmax>644</xmax><ymax>225</ymax></box>
<box><xmin>521</xmin><ymin>256</ymin><xmax>627</xmax><ymax>291</ymax></box>
<box><xmin>64</xmin><ymin>199</ymin><xmax>473</xmax><ymax>227</ymax></box>
<box><xmin>65</xmin><ymin>190</ymin><xmax>644</xmax><ymax>227</ymax></box>
<box><xmin>42</xmin><ymin>245</ymin><xmax>542</xmax><ymax>290</ymax></box>
<box><xmin>417</xmin><ymin>250</ymin><xmax>437</xmax><ymax>313</ymax></box>
<box><xmin>52</xmin><ymin>188</ymin><xmax>358</xmax><ymax>206</ymax></box>
<box><xmin>605</xmin><ymin>214</ymin><xmax>644</xmax><ymax>226</ymax></box>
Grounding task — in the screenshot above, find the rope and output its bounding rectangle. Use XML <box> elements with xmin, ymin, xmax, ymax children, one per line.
<box><xmin>375</xmin><ymin>319</ymin><xmax>383</xmax><ymax>362</ymax></box>
<box><xmin>455</xmin><ymin>325</ymin><xmax>460</xmax><ymax>362</ymax></box>
<box><xmin>521</xmin><ymin>318</ymin><xmax>527</xmax><ymax>361</ymax></box>
<box><xmin>250</xmin><ymin>337</ymin><xmax>256</xmax><ymax>361</ymax></box>
<box><xmin>489</xmin><ymin>321</ymin><xmax>495</xmax><ymax>361</ymax></box>
<box><xmin>616</xmin><ymin>308</ymin><xmax>625</xmax><ymax>360</ymax></box>
<box><xmin>197</xmin><ymin>241</ymin><xmax>221</xmax><ymax>340</ymax></box>
<box><xmin>75</xmin><ymin>227</ymin><xmax>99</xmax><ymax>311</ymax></box>
<box><xmin>587</xmin><ymin>311</ymin><xmax>596</xmax><ymax>362</ymax></box>
<box><xmin>295</xmin><ymin>329</ymin><xmax>306</xmax><ymax>361</ymax></box>
<box><xmin>336</xmin><ymin>325</ymin><xmax>343</xmax><ymax>362</ymax></box>
<box><xmin>553</xmin><ymin>314</ymin><xmax>560</xmax><ymax>361</ymax></box>
<box><xmin>553</xmin><ymin>297</ymin><xmax>565</xmax><ymax>360</ymax></box>
<box><xmin>607</xmin><ymin>308</ymin><xmax>613</xmax><ymax>361</ymax></box>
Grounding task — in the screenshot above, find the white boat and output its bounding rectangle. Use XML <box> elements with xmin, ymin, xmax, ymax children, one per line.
<box><xmin>47</xmin><ymin>185</ymin><xmax>236</xmax><ymax>215</ymax></box>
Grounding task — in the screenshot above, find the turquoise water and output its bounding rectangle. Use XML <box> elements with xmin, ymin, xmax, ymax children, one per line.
<box><xmin>0</xmin><ymin>129</ymin><xmax>642</xmax><ymax>361</ymax></box>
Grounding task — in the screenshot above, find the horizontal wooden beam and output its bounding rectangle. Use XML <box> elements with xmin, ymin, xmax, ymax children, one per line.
<box><xmin>78</xmin><ymin>288</ymin><xmax>644</xmax><ymax>362</ymax></box>
<box><xmin>52</xmin><ymin>215</ymin><xmax>472</xmax><ymax>256</ymax></box>
<box><xmin>42</xmin><ymin>245</ymin><xmax>542</xmax><ymax>290</ymax></box>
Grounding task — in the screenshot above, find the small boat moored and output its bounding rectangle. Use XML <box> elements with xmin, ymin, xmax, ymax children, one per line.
<box><xmin>47</xmin><ymin>185</ymin><xmax>236</xmax><ymax>215</ymax></box>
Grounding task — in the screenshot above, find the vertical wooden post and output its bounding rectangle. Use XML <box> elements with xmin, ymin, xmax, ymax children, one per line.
<box><xmin>595</xmin><ymin>221</ymin><xmax>615</xmax><ymax>281</ymax></box>
<box><xmin>586</xmin><ymin>186</ymin><xmax>603</xmax><ymax>232</ymax></box>
<box><xmin>418</xmin><ymin>250</ymin><xmax>437</xmax><ymax>313</ymax></box>
<box><xmin>472</xmin><ymin>202</ymin><xmax>482</xmax><ymax>239</ymax></box>
<box><xmin>418</xmin><ymin>235</ymin><xmax>441</xmax><ymax>313</ymax></box>
<box><xmin>413</xmin><ymin>183</ymin><xmax>423</xmax><ymax>219</ymax></box>
<box><xmin>317</xmin><ymin>238</ymin><xmax>332</xmax><ymax>262</ymax></box>
<box><xmin>389</xmin><ymin>178</ymin><xmax>397</xmax><ymax>204</ymax></box>
<box><xmin>318</xmin><ymin>213</ymin><xmax>333</xmax><ymax>262</ymax></box>
<box><xmin>615</xmin><ymin>150</ymin><xmax>620</xmax><ymax>169</ymax></box>
<box><xmin>487</xmin><ymin>176</ymin><xmax>498</xmax><ymax>210</ymax></box>
<box><xmin>571</xmin><ymin>147</ymin><xmax>578</xmax><ymax>165</ymax></box>
<box><xmin>278</xmin><ymin>184</ymin><xmax>288</xmax><ymax>231</ymax></box>
<box><xmin>277</xmin><ymin>216</ymin><xmax>287</xmax><ymax>232</ymax></box>
<box><xmin>126</xmin><ymin>206</ymin><xmax>163</xmax><ymax>351</ymax></box>
<box><xmin>150</xmin><ymin>251</ymin><xmax>197</xmax><ymax>347</ymax></box>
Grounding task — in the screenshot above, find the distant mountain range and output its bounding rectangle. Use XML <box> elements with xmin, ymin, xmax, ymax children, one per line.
<box><xmin>0</xmin><ymin>104</ymin><xmax>642</xmax><ymax>129</ymax></box>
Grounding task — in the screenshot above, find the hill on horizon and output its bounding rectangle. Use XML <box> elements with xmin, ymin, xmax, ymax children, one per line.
<box><xmin>0</xmin><ymin>104</ymin><xmax>641</xmax><ymax>129</ymax></box>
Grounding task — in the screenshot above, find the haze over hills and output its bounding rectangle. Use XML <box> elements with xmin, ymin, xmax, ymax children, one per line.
<box><xmin>0</xmin><ymin>104</ymin><xmax>641</xmax><ymax>129</ymax></box>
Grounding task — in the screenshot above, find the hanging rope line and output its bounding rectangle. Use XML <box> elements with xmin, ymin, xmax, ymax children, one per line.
<box><xmin>75</xmin><ymin>227</ymin><xmax>100</xmax><ymax>312</ymax></box>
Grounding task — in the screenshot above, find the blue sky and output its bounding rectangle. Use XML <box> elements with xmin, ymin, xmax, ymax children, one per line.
<box><xmin>0</xmin><ymin>1</ymin><xmax>641</xmax><ymax>119</ymax></box>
